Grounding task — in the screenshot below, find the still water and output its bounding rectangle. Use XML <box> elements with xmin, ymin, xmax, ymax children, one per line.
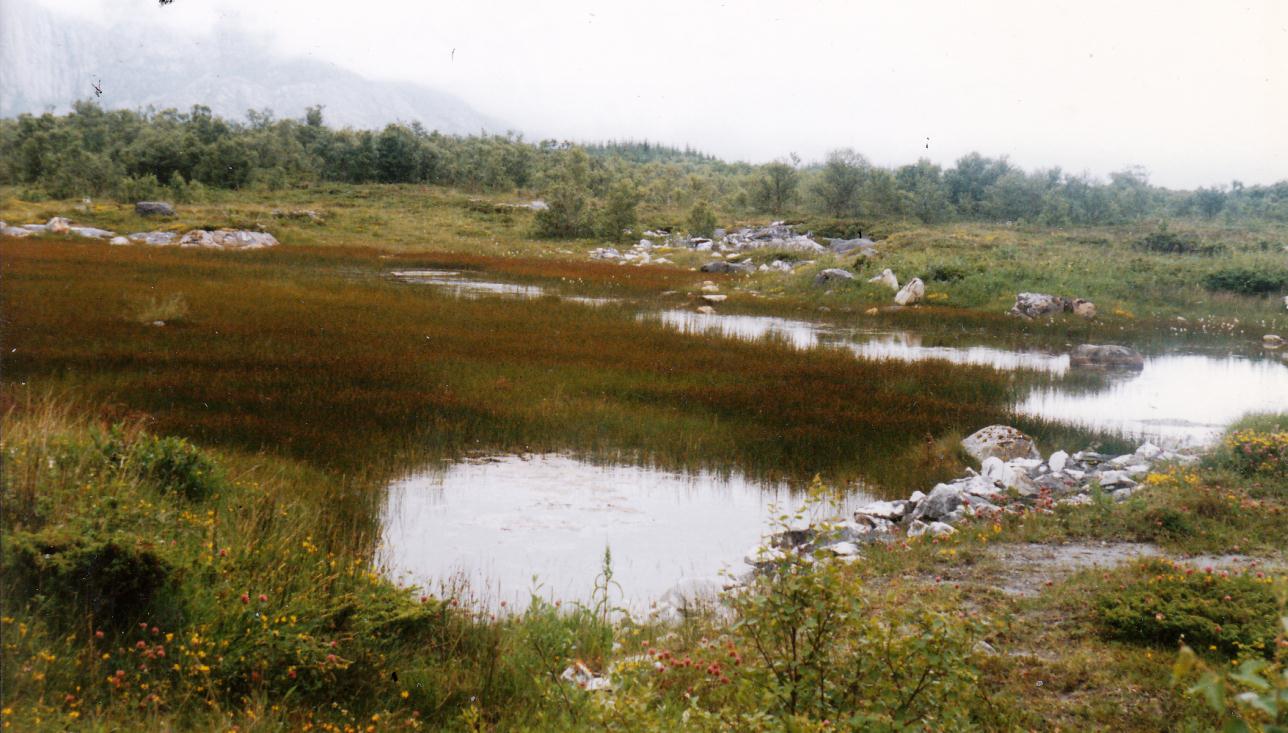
<box><xmin>383</xmin><ymin>274</ymin><xmax>1288</xmax><ymax>605</ymax></box>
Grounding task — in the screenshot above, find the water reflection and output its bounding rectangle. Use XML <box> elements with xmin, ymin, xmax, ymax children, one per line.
<box><xmin>644</xmin><ymin>309</ymin><xmax>1288</xmax><ymax>446</ymax></box>
<box><xmin>1018</xmin><ymin>354</ymin><xmax>1288</xmax><ymax>445</ymax></box>
<box><xmin>380</xmin><ymin>454</ymin><xmax>870</xmax><ymax>609</ymax></box>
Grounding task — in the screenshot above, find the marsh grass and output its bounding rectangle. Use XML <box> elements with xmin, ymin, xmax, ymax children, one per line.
<box><xmin>1</xmin><ymin>238</ymin><xmax>1022</xmax><ymax>495</ymax></box>
<box><xmin>132</xmin><ymin>292</ymin><xmax>191</xmax><ymax>324</ymax></box>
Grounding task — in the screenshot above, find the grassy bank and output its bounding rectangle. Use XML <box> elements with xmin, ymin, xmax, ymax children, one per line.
<box><xmin>3</xmin><ymin>403</ymin><xmax>1285</xmax><ymax>731</ymax></box>
<box><xmin>5</xmin><ymin>184</ymin><xmax>1286</xmax><ymax>340</ymax></box>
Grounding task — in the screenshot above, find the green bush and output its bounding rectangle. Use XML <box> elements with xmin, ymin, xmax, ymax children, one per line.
<box><xmin>2</xmin><ymin>529</ymin><xmax>176</xmax><ymax>629</ymax></box>
<box><xmin>923</xmin><ymin>262</ymin><xmax>972</xmax><ymax>283</ymax></box>
<box><xmin>1203</xmin><ymin>267</ymin><xmax>1288</xmax><ymax>296</ymax></box>
<box><xmin>1134</xmin><ymin>230</ymin><xmax>1224</xmax><ymax>256</ymax></box>
<box><xmin>90</xmin><ymin>426</ymin><xmax>225</xmax><ymax>501</ymax></box>
<box><xmin>687</xmin><ymin>200</ymin><xmax>718</xmax><ymax>238</ymax></box>
<box><xmin>129</xmin><ymin>435</ymin><xmax>225</xmax><ymax>501</ymax></box>
<box><xmin>1097</xmin><ymin>559</ymin><xmax>1280</xmax><ymax>656</ymax></box>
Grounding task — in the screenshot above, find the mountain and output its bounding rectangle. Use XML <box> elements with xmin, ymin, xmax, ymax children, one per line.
<box><xmin>0</xmin><ymin>0</ymin><xmax>506</xmax><ymax>134</ymax></box>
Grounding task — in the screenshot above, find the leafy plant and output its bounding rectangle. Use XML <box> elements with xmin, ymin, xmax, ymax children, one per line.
<box><xmin>1097</xmin><ymin>558</ymin><xmax>1280</xmax><ymax>656</ymax></box>
<box><xmin>1204</xmin><ymin>268</ymin><xmax>1288</xmax><ymax>296</ymax></box>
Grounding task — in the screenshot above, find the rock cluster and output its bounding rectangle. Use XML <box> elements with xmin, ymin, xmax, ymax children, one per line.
<box><xmin>588</xmin><ymin>239</ymin><xmax>672</xmax><ymax>265</ymax></box>
<box><xmin>750</xmin><ymin>426</ymin><xmax>1198</xmax><ymax>563</ymax></box>
<box><xmin>1008</xmin><ymin>292</ymin><xmax>1096</xmax><ymax>320</ymax></box>
<box><xmin>1</xmin><ymin>216</ymin><xmax>277</xmax><ymax>251</ymax></box>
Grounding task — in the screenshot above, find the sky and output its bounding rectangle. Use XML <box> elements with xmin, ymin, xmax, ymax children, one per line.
<box><xmin>30</xmin><ymin>0</ymin><xmax>1288</xmax><ymax>188</ymax></box>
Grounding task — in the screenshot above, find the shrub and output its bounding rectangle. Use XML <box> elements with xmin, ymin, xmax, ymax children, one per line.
<box><xmin>129</xmin><ymin>434</ymin><xmax>225</xmax><ymax>501</ymax></box>
<box><xmin>1203</xmin><ymin>267</ymin><xmax>1288</xmax><ymax>296</ymax></box>
<box><xmin>1134</xmin><ymin>230</ymin><xmax>1224</xmax><ymax>256</ymax></box>
<box><xmin>1222</xmin><ymin>429</ymin><xmax>1288</xmax><ymax>477</ymax></box>
<box><xmin>686</xmin><ymin>201</ymin><xmax>718</xmax><ymax>238</ymax></box>
<box><xmin>1097</xmin><ymin>559</ymin><xmax>1280</xmax><ymax>656</ymax></box>
<box><xmin>923</xmin><ymin>262</ymin><xmax>971</xmax><ymax>283</ymax></box>
<box><xmin>2</xmin><ymin>529</ymin><xmax>176</xmax><ymax>629</ymax></box>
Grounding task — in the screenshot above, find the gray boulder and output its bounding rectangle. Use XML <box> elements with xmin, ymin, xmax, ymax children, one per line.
<box><xmin>814</xmin><ymin>268</ymin><xmax>855</xmax><ymax>285</ymax></box>
<box><xmin>828</xmin><ymin>237</ymin><xmax>877</xmax><ymax>257</ymax></box>
<box><xmin>961</xmin><ymin>425</ymin><xmax>1040</xmax><ymax>463</ymax></box>
<box><xmin>135</xmin><ymin>201</ymin><xmax>175</xmax><ymax>217</ymax></box>
<box><xmin>1069</xmin><ymin>344</ymin><xmax>1145</xmax><ymax>370</ymax></box>
<box><xmin>178</xmin><ymin>229</ymin><xmax>279</xmax><ymax>250</ymax></box>
<box><xmin>46</xmin><ymin>217</ymin><xmax>71</xmax><ymax>234</ymax></box>
<box><xmin>1</xmin><ymin>225</ymin><xmax>34</xmax><ymax>238</ymax></box>
<box><xmin>700</xmin><ymin>260</ymin><xmax>754</xmax><ymax>274</ymax></box>
<box><xmin>69</xmin><ymin>226</ymin><xmax>114</xmax><ymax>239</ymax></box>
<box><xmin>910</xmin><ymin>483</ymin><xmax>965</xmax><ymax>522</ymax></box>
<box><xmin>1008</xmin><ymin>292</ymin><xmax>1068</xmax><ymax>319</ymax></box>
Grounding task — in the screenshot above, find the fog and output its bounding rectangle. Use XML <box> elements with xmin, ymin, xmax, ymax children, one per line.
<box><xmin>26</xmin><ymin>0</ymin><xmax>1288</xmax><ymax>188</ymax></box>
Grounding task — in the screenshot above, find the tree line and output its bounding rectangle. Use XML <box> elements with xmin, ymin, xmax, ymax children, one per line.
<box><xmin>2</xmin><ymin>101</ymin><xmax>1286</xmax><ymax>230</ymax></box>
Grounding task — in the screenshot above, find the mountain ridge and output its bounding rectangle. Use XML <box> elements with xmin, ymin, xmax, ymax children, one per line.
<box><xmin>0</xmin><ymin>0</ymin><xmax>507</xmax><ymax>134</ymax></box>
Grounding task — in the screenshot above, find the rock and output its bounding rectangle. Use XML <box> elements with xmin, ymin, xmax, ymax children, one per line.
<box><xmin>910</xmin><ymin>483</ymin><xmax>965</xmax><ymax>522</ymax></box>
<box><xmin>828</xmin><ymin>237</ymin><xmax>877</xmax><ymax>257</ymax></box>
<box><xmin>177</xmin><ymin>229</ymin><xmax>279</xmax><ymax>250</ymax></box>
<box><xmin>1048</xmin><ymin>450</ymin><xmax>1069</xmax><ymax>473</ymax></box>
<box><xmin>712</xmin><ymin>228</ymin><xmax>727</xmax><ymax>239</ymax></box>
<box><xmin>590</xmin><ymin>247</ymin><xmax>621</xmax><ymax>260</ymax></box>
<box><xmin>1111</xmin><ymin>487</ymin><xmax>1135</xmax><ymax>502</ymax></box>
<box><xmin>868</xmin><ymin>268</ymin><xmax>899</xmax><ymax>291</ymax></box>
<box><xmin>45</xmin><ymin>217</ymin><xmax>71</xmax><ymax>235</ymax></box>
<box><xmin>908</xmin><ymin>490</ymin><xmax>926</xmax><ymax>505</ymax></box>
<box><xmin>1069</xmin><ymin>344</ymin><xmax>1145</xmax><ymax>370</ymax></box>
<box><xmin>1096</xmin><ymin>470</ymin><xmax>1137</xmax><ymax>489</ymax></box>
<box><xmin>814</xmin><ymin>268</ymin><xmax>855</xmax><ymax>285</ymax></box>
<box><xmin>961</xmin><ymin>425</ymin><xmax>1040</xmax><ymax>463</ymax></box>
<box><xmin>700</xmin><ymin>282</ymin><xmax>720</xmax><ymax>293</ymax></box>
<box><xmin>1072</xmin><ymin>299</ymin><xmax>1097</xmax><ymax>319</ymax></box>
<box><xmin>824</xmin><ymin>541</ymin><xmax>861</xmax><ymax>556</ymax></box>
<box><xmin>855</xmin><ymin>500</ymin><xmax>907</xmax><ymax>521</ymax></box>
<box><xmin>135</xmin><ymin>201</ymin><xmax>175</xmax><ymax>217</ymax></box>
<box><xmin>68</xmin><ymin>226</ymin><xmax>114</xmax><ymax>239</ymax></box>
<box><xmin>893</xmin><ymin>277</ymin><xmax>925</xmax><ymax>306</ymax></box>
<box><xmin>695</xmin><ymin>305</ymin><xmax>716</xmax><ymax>315</ymax></box>
<box><xmin>864</xmin><ymin>307</ymin><xmax>880</xmax><ymax>316</ymax></box>
<box><xmin>700</xmin><ymin>260</ymin><xmax>754</xmax><ymax>274</ymax></box>
<box><xmin>1264</xmin><ymin>334</ymin><xmax>1285</xmax><ymax>349</ymax></box>
<box><xmin>1</xmin><ymin>225</ymin><xmax>34</xmax><ymax>238</ymax></box>
<box><xmin>1008</xmin><ymin>292</ymin><xmax>1068</xmax><ymax>319</ymax></box>
<box><xmin>1134</xmin><ymin>442</ymin><xmax>1163</xmax><ymax>461</ymax></box>
<box><xmin>109</xmin><ymin>236</ymin><xmax>130</xmax><ymax>246</ymax></box>
<box><xmin>908</xmin><ymin>520</ymin><xmax>956</xmax><ymax>538</ymax></box>
<box><xmin>128</xmin><ymin>231</ymin><xmax>177</xmax><ymax>246</ymax></box>
<box><xmin>701</xmin><ymin>294</ymin><xmax>727</xmax><ymax>303</ymax></box>
<box><xmin>1283</xmin><ymin>295</ymin><xmax>1288</xmax><ymax>311</ymax></box>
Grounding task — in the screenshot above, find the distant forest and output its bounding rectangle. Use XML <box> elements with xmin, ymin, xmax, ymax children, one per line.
<box><xmin>3</xmin><ymin>101</ymin><xmax>1287</xmax><ymax>230</ymax></box>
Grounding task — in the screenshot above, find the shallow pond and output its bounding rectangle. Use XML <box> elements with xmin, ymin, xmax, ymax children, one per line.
<box><xmin>380</xmin><ymin>455</ymin><xmax>867</xmax><ymax>609</ymax></box>
<box><xmin>383</xmin><ymin>274</ymin><xmax>1288</xmax><ymax>605</ymax></box>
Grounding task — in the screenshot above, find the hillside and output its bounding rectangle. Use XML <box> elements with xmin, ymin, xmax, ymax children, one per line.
<box><xmin>0</xmin><ymin>0</ymin><xmax>505</xmax><ymax>133</ymax></box>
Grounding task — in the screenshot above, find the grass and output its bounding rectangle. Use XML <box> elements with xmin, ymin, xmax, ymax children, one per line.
<box><xmin>4</xmin><ymin>185</ymin><xmax>1287</xmax><ymax>342</ymax></box>
<box><xmin>1</xmin><ymin>237</ymin><xmax>1025</xmax><ymax>495</ymax></box>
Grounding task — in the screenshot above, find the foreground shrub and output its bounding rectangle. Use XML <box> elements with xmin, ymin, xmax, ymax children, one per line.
<box><xmin>2</xmin><ymin>529</ymin><xmax>177</xmax><ymax>629</ymax></box>
<box><xmin>1097</xmin><ymin>558</ymin><xmax>1280</xmax><ymax>656</ymax></box>
<box><xmin>1174</xmin><ymin>586</ymin><xmax>1287</xmax><ymax>733</ymax></box>
<box><xmin>1203</xmin><ymin>267</ymin><xmax>1288</xmax><ymax>296</ymax></box>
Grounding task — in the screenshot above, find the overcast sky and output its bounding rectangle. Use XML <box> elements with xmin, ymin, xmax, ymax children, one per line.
<box><xmin>33</xmin><ymin>0</ymin><xmax>1288</xmax><ymax>188</ymax></box>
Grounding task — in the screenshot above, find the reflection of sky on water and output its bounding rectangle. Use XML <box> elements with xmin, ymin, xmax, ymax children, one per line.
<box><xmin>1016</xmin><ymin>354</ymin><xmax>1288</xmax><ymax>446</ymax></box>
<box><xmin>380</xmin><ymin>455</ymin><xmax>871</xmax><ymax>610</ymax></box>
